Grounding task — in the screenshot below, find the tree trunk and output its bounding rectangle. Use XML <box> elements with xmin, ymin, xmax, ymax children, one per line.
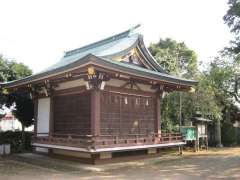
<box><xmin>21</xmin><ymin>124</ymin><xmax>25</xmax><ymax>152</ymax></box>
<box><xmin>216</xmin><ymin>119</ymin><xmax>223</xmax><ymax>147</ymax></box>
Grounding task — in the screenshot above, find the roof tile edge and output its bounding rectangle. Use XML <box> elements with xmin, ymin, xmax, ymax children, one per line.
<box><xmin>64</xmin><ymin>24</ymin><xmax>141</xmax><ymax>57</ymax></box>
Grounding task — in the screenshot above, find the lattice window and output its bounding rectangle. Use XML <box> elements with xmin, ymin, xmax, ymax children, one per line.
<box><xmin>53</xmin><ymin>92</ymin><xmax>91</xmax><ymax>135</ymax></box>
<box><xmin>135</xmin><ymin>98</ymin><xmax>140</xmax><ymax>105</ymax></box>
<box><xmin>100</xmin><ymin>91</ymin><xmax>155</xmax><ymax>136</ymax></box>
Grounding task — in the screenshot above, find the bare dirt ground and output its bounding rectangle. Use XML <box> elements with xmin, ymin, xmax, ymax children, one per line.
<box><xmin>0</xmin><ymin>147</ymin><xmax>240</xmax><ymax>180</ymax></box>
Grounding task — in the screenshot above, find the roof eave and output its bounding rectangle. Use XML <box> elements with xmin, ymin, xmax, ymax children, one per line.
<box><xmin>2</xmin><ymin>54</ymin><xmax>198</xmax><ymax>89</ymax></box>
<box><xmin>1</xmin><ymin>54</ymin><xmax>94</xmax><ymax>89</ymax></box>
<box><xmin>95</xmin><ymin>56</ymin><xmax>198</xmax><ymax>87</ymax></box>
<box><xmin>138</xmin><ymin>35</ymin><xmax>168</xmax><ymax>74</ymax></box>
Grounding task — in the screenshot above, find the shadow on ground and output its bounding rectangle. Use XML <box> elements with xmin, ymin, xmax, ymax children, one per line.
<box><xmin>0</xmin><ymin>147</ymin><xmax>240</xmax><ymax>180</ymax></box>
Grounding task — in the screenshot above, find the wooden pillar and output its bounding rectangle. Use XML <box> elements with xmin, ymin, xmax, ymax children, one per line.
<box><xmin>178</xmin><ymin>146</ymin><xmax>183</xmax><ymax>155</ymax></box>
<box><xmin>155</xmin><ymin>93</ymin><xmax>161</xmax><ymax>134</ymax></box>
<box><xmin>49</xmin><ymin>96</ymin><xmax>54</xmax><ymax>137</ymax></box>
<box><xmin>206</xmin><ymin>124</ymin><xmax>209</xmax><ymax>150</ymax></box>
<box><xmin>91</xmin><ymin>89</ymin><xmax>100</xmax><ymax>136</ymax></box>
<box><xmin>33</xmin><ymin>99</ymin><xmax>38</xmax><ymax>137</ymax></box>
<box><xmin>196</xmin><ymin>125</ymin><xmax>199</xmax><ymax>152</ymax></box>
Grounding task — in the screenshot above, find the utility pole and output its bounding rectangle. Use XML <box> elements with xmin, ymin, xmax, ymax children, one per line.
<box><xmin>179</xmin><ymin>92</ymin><xmax>182</xmax><ymax>127</ymax></box>
<box><xmin>176</xmin><ymin>48</ymin><xmax>182</xmax><ymax>128</ymax></box>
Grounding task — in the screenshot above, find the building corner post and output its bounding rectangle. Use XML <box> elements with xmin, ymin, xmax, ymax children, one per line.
<box><xmin>49</xmin><ymin>95</ymin><xmax>54</xmax><ymax>137</ymax></box>
<box><xmin>155</xmin><ymin>90</ymin><xmax>163</xmax><ymax>135</ymax></box>
<box><xmin>33</xmin><ymin>99</ymin><xmax>38</xmax><ymax>137</ymax></box>
<box><xmin>91</xmin><ymin>89</ymin><xmax>101</xmax><ymax>136</ymax></box>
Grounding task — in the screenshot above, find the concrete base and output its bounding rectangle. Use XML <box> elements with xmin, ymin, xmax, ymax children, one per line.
<box><xmin>99</xmin><ymin>152</ymin><xmax>112</xmax><ymax>159</ymax></box>
<box><xmin>53</xmin><ymin>149</ymin><xmax>92</xmax><ymax>158</ymax></box>
<box><xmin>49</xmin><ymin>150</ymin><xmax>162</xmax><ymax>164</ymax></box>
<box><xmin>45</xmin><ymin>148</ymin><xmax>164</xmax><ymax>164</ymax></box>
<box><xmin>35</xmin><ymin>147</ymin><xmax>49</xmax><ymax>154</ymax></box>
<box><xmin>33</xmin><ymin>142</ymin><xmax>185</xmax><ymax>164</ymax></box>
<box><xmin>147</xmin><ymin>148</ymin><xmax>157</xmax><ymax>154</ymax></box>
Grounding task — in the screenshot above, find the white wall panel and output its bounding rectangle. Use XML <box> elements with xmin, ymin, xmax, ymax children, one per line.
<box><xmin>37</xmin><ymin>98</ymin><xmax>50</xmax><ymax>136</ymax></box>
<box><xmin>55</xmin><ymin>79</ymin><xmax>85</xmax><ymax>90</ymax></box>
<box><xmin>106</xmin><ymin>79</ymin><xmax>126</xmax><ymax>87</ymax></box>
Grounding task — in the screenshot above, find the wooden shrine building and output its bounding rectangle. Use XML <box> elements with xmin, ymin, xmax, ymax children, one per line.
<box><xmin>0</xmin><ymin>26</ymin><xmax>198</xmax><ymax>164</ymax></box>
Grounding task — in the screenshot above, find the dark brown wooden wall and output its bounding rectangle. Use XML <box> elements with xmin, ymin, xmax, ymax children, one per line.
<box><xmin>100</xmin><ymin>91</ymin><xmax>155</xmax><ymax>135</ymax></box>
<box><xmin>53</xmin><ymin>92</ymin><xmax>91</xmax><ymax>135</ymax></box>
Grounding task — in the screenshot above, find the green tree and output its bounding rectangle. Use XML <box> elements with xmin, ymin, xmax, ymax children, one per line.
<box><xmin>222</xmin><ymin>1</ymin><xmax>240</xmax><ymax>145</ymax></box>
<box><xmin>0</xmin><ymin>55</ymin><xmax>33</xmax><ymax>151</ymax></box>
<box><xmin>6</xmin><ymin>92</ymin><xmax>34</xmax><ymax>150</ymax></box>
<box><xmin>224</xmin><ymin>0</ymin><xmax>240</xmax><ymax>54</ymax></box>
<box><xmin>202</xmin><ymin>58</ymin><xmax>234</xmax><ymax>146</ymax></box>
<box><xmin>0</xmin><ymin>55</ymin><xmax>32</xmax><ymax>107</ymax></box>
<box><xmin>149</xmin><ymin>38</ymin><xmax>200</xmax><ymax>131</ymax></box>
<box><xmin>223</xmin><ymin>0</ymin><xmax>240</xmax><ymax>104</ymax></box>
<box><xmin>0</xmin><ymin>55</ymin><xmax>32</xmax><ymax>83</ymax></box>
<box><xmin>149</xmin><ymin>38</ymin><xmax>223</xmax><ymax>141</ymax></box>
<box><xmin>149</xmin><ymin>38</ymin><xmax>198</xmax><ymax>77</ymax></box>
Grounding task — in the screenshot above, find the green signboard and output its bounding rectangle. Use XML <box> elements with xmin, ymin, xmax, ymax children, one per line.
<box><xmin>180</xmin><ymin>126</ymin><xmax>196</xmax><ymax>141</ymax></box>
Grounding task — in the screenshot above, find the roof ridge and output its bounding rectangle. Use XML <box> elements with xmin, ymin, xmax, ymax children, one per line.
<box><xmin>64</xmin><ymin>25</ymin><xmax>141</xmax><ymax>57</ymax></box>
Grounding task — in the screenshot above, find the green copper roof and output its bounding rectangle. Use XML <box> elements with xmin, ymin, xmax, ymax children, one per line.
<box><xmin>44</xmin><ymin>31</ymin><xmax>140</xmax><ymax>72</ymax></box>
<box><xmin>0</xmin><ymin>25</ymin><xmax>198</xmax><ymax>88</ymax></box>
<box><xmin>98</xmin><ymin>56</ymin><xmax>197</xmax><ymax>85</ymax></box>
<box><xmin>43</xmin><ymin>24</ymin><xmax>166</xmax><ymax>73</ymax></box>
<box><xmin>26</xmin><ymin>24</ymin><xmax>167</xmax><ymax>79</ymax></box>
<box><xmin>0</xmin><ymin>54</ymin><xmax>197</xmax><ymax>88</ymax></box>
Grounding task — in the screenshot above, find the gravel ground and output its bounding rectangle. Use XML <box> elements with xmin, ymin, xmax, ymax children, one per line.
<box><xmin>0</xmin><ymin>147</ymin><xmax>240</xmax><ymax>180</ymax></box>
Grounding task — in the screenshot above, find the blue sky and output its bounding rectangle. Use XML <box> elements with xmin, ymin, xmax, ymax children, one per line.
<box><xmin>0</xmin><ymin>0</ymin><xmax>232</xmax><ymax>73</ymax></box>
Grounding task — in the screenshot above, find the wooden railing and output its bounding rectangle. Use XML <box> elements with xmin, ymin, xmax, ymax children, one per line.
<box><xmin>32</xmin><ymin>134</ymin><xmax>94</xmax><ymax>149</ymax></box>
<box><xmin>32</xmin><ymin>132</ymin><xmax>183</xmax><ymax>150</ymax></box>
<box><xmin>92</xmin><ymin>133</ymin><xmax>183</xmax><ymax>148</ymax></box>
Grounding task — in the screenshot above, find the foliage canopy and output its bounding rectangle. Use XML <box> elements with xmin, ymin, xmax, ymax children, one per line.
<box><xmin>0</xmin><ymin>55</ymin><xmax>33</xmax><ymax>130</ymax></box>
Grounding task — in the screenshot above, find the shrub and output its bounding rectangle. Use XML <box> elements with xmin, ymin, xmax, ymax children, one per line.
<box><xmin>0</xmin><ymin>131</ymin><xmax>33</xmax><ymax>153</ymax></box>
<box><xmin>221</xmin><ymin>121</ymin><xmax>237</xmax><ymax>146</ymax></box>
<box><xmin>236</xmin><ymin>128</ymin><xmax>240</xmax><ymax>145</ymax></box>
